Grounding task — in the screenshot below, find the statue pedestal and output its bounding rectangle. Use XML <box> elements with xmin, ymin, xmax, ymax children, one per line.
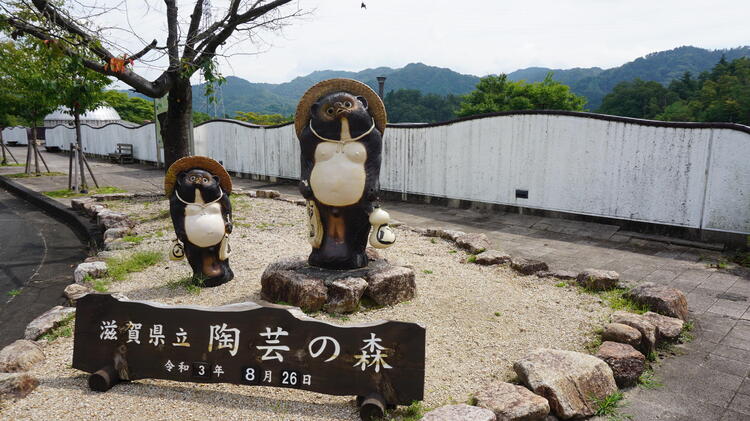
<box><xmin>260</xmin><ymin>254</ymin><xmax>416</xmax><ymax>313</ymax></box>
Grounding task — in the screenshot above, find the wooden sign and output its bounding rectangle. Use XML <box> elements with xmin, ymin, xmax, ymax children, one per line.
<box><xmin>73</xmin><ymin>294</ymin><xmax>425</xmax><ymax>417</ymax></box>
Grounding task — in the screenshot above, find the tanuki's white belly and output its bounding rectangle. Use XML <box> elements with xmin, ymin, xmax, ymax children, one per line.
<box><xmin>310</xmin><ymin>141</ymin><xmax>367</xmax><ymax>207</ymax></box>
<box><xmin>184</xmin><ymin>202</ymin><xmax>225</xmax><ymax>247</ymax></box>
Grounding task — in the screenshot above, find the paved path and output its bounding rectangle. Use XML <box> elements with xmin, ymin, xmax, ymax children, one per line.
<box><xmin>0</xmin><ymin>188</ymin><xmax>87</xmax><ymax>348</ymax></box>
<box><xmin>2</xmin><ymin>146</ymin><xmax>749</xmax><ymax>419</ymax></box>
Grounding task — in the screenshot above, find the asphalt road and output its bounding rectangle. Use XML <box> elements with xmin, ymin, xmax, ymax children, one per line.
<box><xmin>0</xmin><ymin>188</ymin><xmax>87</xmax><ymax>347</ymax></box>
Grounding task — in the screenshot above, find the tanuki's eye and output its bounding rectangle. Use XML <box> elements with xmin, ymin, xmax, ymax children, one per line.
<box><xmin>189</xmin><ymin>176</ymin><xmax>196</xmax><ymax>181</ymax></box>
<box><xmin>326</xmin><ymin>107</ymin><xmax>335</xmax><ymax>115</ymax></box>
<box><xmin>344</xmin><ymin>101</ymin><xmax>352</xmax><ymax>108</ymax></box>
<box><xmin>202</xmin><ymin>178</ymin><xmax>208</xmax><ymax>183</ymax></box>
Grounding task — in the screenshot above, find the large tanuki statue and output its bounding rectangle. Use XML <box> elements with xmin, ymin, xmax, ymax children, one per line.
<box><xmin>296</xmin><ymin>78</ymin><xmax>396</xmax><ymax>270</ymax></box>
<box><xmin>164</xmin><ymin>156</ymin><xmax>234</xmax><ymax>286</ymax></box>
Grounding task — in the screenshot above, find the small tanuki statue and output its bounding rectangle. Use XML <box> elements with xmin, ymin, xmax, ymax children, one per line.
<box><xmin>295</xmin><ymin>78</ymin><xmax>396</xmax><ymax>269</ymax></box>
<box><xmin>164</xmin><ymin>156</ymin><xmax>234</xmax><ymax>286</ymax></box>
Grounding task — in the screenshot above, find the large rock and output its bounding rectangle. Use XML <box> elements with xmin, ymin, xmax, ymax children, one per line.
<box><xmin>74</xmin><ymin>261</ymin><xmax>108</xmax><ymax>283</ymax></box>
<box><xmin>625</xmin><ymin>283</ymin><xmax>689</xmax><ymax>321</ymax></box>
<box><xmin>97</xmin><ymin>210</ymin><xmax>135</xmax><ymax>230</ymax></box>
<box><xmin>422</xmin><ymin>404</ymin><xmax>497</xmax><ymax>421</ymax></box>
<box><xmin>576</xmin><ymin>269</ymin><xmax>619</xmax><ymax>291</ymax></box>
<box><xmin>70</xmin><ymin>197</ymin><xmax>94</xmax><ymax>211</ymax></box>
<box><xmin>324</xmin><ymin>277</ymin><xmax>368</xmax><ymax>313</ymax></box>
<box><xmin>255</xmin><ymin>189</ymin><xmax>281</xmax><ymax>199</ymax></box>
<box><xmin>24</xmin><ymin>306</ymin><xmax>76</xmax><ymax>340</ymax></box>
<box><xmin>0</xmin><ymin>340</ymin><xmax>45</xmax><ymax>373</ymax></box>
<box><xmin>511</xmin><ymin>258</ymin><xmax>549</xmax><ymax>276</ymax></box>
<box><xmin>82</xmin><ymin>201</ymin><xmax>106</xmax><ymax>217</ymax></box>
<box><xmin>365</xmin><ymin>264</ymin><xmax>416</xmax><ymax>306</ymax></box>
<box><xmin>261</xmin><ymin>258</ymin><xmax>328</xmax><ymax>312</ymax></box>
<box><xmin>475</xmin><ymin>250</ymin><xmax>512</xmax><ymax>266</ymax></box>
<box><xmin>601</xmin><ymin>323</ymin><xmax>642</xmax><ymax>349</ymax></box>
<box><xmin>104</xmin><ymin>238</ymin><xmax>136</xmax><ymax>250</ymax></box>
<box><xmin>0</xmin><ymin>373</ymin><xmax>39</xmax><ymax>399</ymax></box>
<box><xmin>642</xmin><ymin>311</ymin><xmax>684</xmax><ymax>343</ymax></box>
<box><xmin>456</xmin><ymin>233</ymin><xmax>491</xmax><ymax>254</ymax></box>
<box><xmin>596</xmin><ymin>341</ymin><xmax>645</xmax><ymax>387</ymax></box>
<box><xmin>513</xmin><ymin>348</ymin><xmax>617</xmax><ymax>419</ymax></box>
<box><xmin>475</xmin><ymin>381</ymin><xmax>550</xmax><ymax>421</ymax></box>
<box><xmin>261</xmin><ymin>257</ymin><xmax>415</xmax><ymax>312</ymax></box>
<box><xmin>611</xmin><ymin>311</ymin><xmax>657</xmax><ymax>355</ymax></box>
<box><xmin>64</xmin><ymin>283</ymin><xmax>92</xmax><ymax>305</ymax></box>
<box><xmin>103</xmin><ymin>227</ymin><xmax>131</xmax><ymax>241</ymax></box>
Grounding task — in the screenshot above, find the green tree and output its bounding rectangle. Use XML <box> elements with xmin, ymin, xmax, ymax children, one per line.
<box><xmin>234</xmin><ymin>111</ymin><xmax>292</xmax><ymax>125</ymax></box>
<box><xmin>192</xmin><ymin>111</ymin><xmax>213</xmax><ymax>125</ymax></box>
<box><xmin>456</xmin><ymin>73</ymin><xmax>586</xmax><ymax>117</ymax></box>
<box><xmin>102</xmin><ymin>91</ymin><xmax>153</xmax><ymax>124</ymax></box>
<box><xmin>384</xmin><ymin>89</ymin><xmax>463</xmax><ymax>123</ymax></box>
<box><xmin>0</xmin><ymin>40</ymin><xmax>62</xmax><ymax>174</ymax></box>
<box><xmin>597</xmin><ymin>79</ymin><xmax>676</xmax><ymax>119</ymax></box>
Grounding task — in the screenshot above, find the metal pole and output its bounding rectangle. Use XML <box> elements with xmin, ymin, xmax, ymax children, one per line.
<box><xmin>376</xmin><ymin>76</ymin><xmax>386</xmax><ymax>99</ymax></box>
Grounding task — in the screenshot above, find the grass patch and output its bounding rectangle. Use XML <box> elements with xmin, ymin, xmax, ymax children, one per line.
<box><xmin>44</xmin><ymin>186</ymin><xmax>126</xmax><ymax>198</ymax></box>
<box><xmin>638</xmin><ymin>369</ymin><xmax>663</xmax><ymax>390</ymax></box>
<box><xmin>329</xmin><ymin>313</ymin><xmax>351</xmax><ymax>322</ymax></box>
<box><xmin>7</xmin><ymin>289</ymin><xmax>21</xmax><ymax>297</ymax></box>
<box><xmin>679</xmin><ymin>320</ymin><xmax>695</xmax><ymax>343</ymax></box>
<box><xmin>384</xmin><ymin>401</ymin><xmax>426</xmax><ymax>421</ymax></box>
<box><xmin>6</xmin><ymin>171</ymin><xmax>65</xmax><ymax>178</ymax></box>
<box><xmin>106</xmin><ymin>251</ymin><xmax>163</xmax><ymax>281</ymax></box>
<box><xmin>40</xmin><ymin>313</ymin><xmax>76</xmax><ymax>341</ymax></box>
<box><xmin>122</xmin><ymin>235</ymin><xmax>144</xmax><ymax>244</ymax></box>
<box><xmin>582</xmin><ymin>287</ymin><xmax>649</xmax><ymax>314</ymax></box>
<box><xmin>167</xmin><ymin>276</ymin><xmax>203</xmax><ymax>295</ymax></box>
<box><xmin>584</xmin><ymin>334</ymin><xmax>603</xmax><ymax>354</ymax></box>
<box><xmin>448</xmin><ymin>250</ymin><xmax>457</xmax><ymax>254</ymax></box>
<box><xmin>430</xmin><ymin>238</ymin><xmax>437</xmax><ymax>244</ymax></box>
<box><xmin>555</xmin><ymin>281</ymin><xmax>568</xmax><ymax>287</ymax></box>
<box><xmin>593</xmin><ymin>391</ymin><xmax>631</xmax><ymax>420</ymax></box>
<box><xmin>466</xmin><ymin>255</ymin><xmax>477</xmax><ymax>263</ymax></box>
<box><xmin>493</xmin><ymin>311</ymin><xmax>502</xmax><ymax>317</ymax></box>
<box><xmin>646</xmin><ymin>351</ymin><xmax>658</xmax><ymax>362</ymax></box>
<box><xmin>422</xmin><ymin>269</ymin><xmax>433</xmax><ymax>274</ymax></box>
<box><xmin>0</xmin><ymin>162</ymin><xmax>25</xmax><ymax>167</ymax></box>
<box><xmin>731</xmin><ymin>251</ymin><xmax>750</xmax><ymax>268</ymax></box>
<box><xmin>91</xmin><ymin>279</ymin><xmax>110</xmax><ymax>292</ymax></box>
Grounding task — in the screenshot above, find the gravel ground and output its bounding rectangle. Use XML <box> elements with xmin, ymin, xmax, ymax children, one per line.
<box><xmin>2</xmin><ymin>196</ymin><xmax>612</xmax><ymax>420</ymax></box>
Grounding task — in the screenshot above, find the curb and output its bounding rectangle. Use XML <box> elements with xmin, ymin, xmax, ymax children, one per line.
<box><xmin>0</xmin><ymin>175</ymin><xmax>101</xmax><ymax>249</ymax></box>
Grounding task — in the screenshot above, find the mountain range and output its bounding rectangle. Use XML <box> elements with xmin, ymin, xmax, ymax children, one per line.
<box><xmin>130</xmin><ymin>46</ymin><xmax>750</xmax><ymax>117</ymax></box>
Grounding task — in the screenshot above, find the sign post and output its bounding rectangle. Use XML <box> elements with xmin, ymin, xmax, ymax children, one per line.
<box><xmin>73</xmin><ymin>294</ymin><xmax>425</xmax><ymax>420</ymax></box>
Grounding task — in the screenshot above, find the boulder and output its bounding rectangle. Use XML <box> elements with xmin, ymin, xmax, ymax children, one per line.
<box><xmin>536</xmin><ymin>270</ymin><xmax>578</xmax><ymax>281</ymax></box>
<box><xmin>255</xmin><ymin>189</ymin><xmax>281</xmax><ymax>199</ymax></box>
<box><xmin>365</xmin><ymin>264</ymin><xmax>416</xmax><ymax>306</ymax></box>
<box><xmin>511</xmin><ymin>258</ymin><xmax>549</xmax><ymax>276</ymax></box>
<box><xmin>24</xmin><ymin>306</ymin><xmax>75</xmax><ymax>340</ymax></box>
<box><xmin>324</xmin><ymin>277</ymin><xmax>368</xmax><ymax>313</ymax></box>
<box><xmin>596</xmin><ymin>341</ymin><xmax>645</xmax><ymax>387</ymax></box>
<box><xmin>83</xmin><ymin>201</ymin><xmax>106</xmax><ymax>217</ymax></box>
<box><xmin>104</xmin><ymin>238</ymin><xmax>135</xmax><ymax>251</ymax></box>
<box><xmin>64</xmin><ymin>283</ymin><xmax>92</xmax><ymax>305</ymax></box>
<box><xmin>475</xmin><ymin>381</ymin><xmax>550</xmax><ymax>421</ymax></box>
<box><xmin>74</xmin><ymin>261</ymin><xmax>108</xmax><ymax>283</ymax></box>
<box><xmin>422</xmin><ymin>228</ymin><xmax>466</xmax><ymax>242</ymax></box>
<box><xmin>70</xmin><ymin>197</ymin><xmax>94</xmax><ymax>211</ymax></box>
<box><xmin>97</xmin><ymin>210</ymin><xmax>135</xmax><ymax>230</ymax></box>
<box><xmin>96</xmin><ymin>250</ymin><xmax>118</xmax><ymax>259</ymax></box>
<box><xmin>513</xmin><ymin>348</ymin><xmax>617</xmax><ymax>419</ymax></box>
<box><xmin>422</xmin><ymin>404</ymin><xmax>497</xmax><ymax>421</ymax></box>
<box><xmin>611</xmin><ymin>311</ymin><xmax>657</xmax><ymax>355</ymax></box>
<box><xmin>103</xmin><ymin>227</ymin><xmax>131</xmax><ymax>241</ymax></box>
<box><xmin>576</xmin><ymin>269</ymin><xmax>619</xmax><ymax>291</ymax></box>
<box><xmin>625</xmin><ymin>283</ymin><xmax>689</xmax><ymax>320</ymax></box>
<box><xmin>456</xmin><ymin>233</ymin><xmax>491</xmax><ymax>254</ymax></box>
<box><xmin>474</xmin><ymin>250</ymin><xmax>512</xmax><ymax>266</ymax></box>
<box><xmin>601</xmin><ymin>323</ymin><xmax>642</xmax><ymax>349</ymax></box>
<box><xmin>0</xmin><ymin>373</ymin><xmax>39</xmax><ymax>399</ymax></box>
<box><xmin>642</xmin><ymin>312</ymin><xmax>684</xmax><ymax>343</ymax></box>
<box><xmin>0</xmin><ymin>340</ymin><xmax>45</xmax><ymax>373</ymax></box>
<box><xmin>260</xmin><ymin>258</ymin><xmax>328</xmax><ymax>312</ymax></box>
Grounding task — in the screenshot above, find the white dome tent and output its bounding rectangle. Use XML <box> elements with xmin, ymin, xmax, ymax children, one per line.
<box><xmin>44</xmin><ymin>106</ymin><xmax>131</xmax><ymax>128</ymax></box>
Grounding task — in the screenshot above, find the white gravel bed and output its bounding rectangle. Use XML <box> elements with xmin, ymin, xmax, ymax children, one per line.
<box><xmin>2</xmin><ymin>196</ymin><xmax>612</xmax><ymax>420</ymax></box>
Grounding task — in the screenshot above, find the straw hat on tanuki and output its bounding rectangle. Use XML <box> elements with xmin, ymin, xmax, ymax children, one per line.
<box><xmin>294</xmin><ymin>78</ymin><xmax>387</xmax><ymax>138</ymax></box>
<box><xmin>164</xmin><ymin>156</ymin><xmax>232</xmax><ymax>196</ymax></box>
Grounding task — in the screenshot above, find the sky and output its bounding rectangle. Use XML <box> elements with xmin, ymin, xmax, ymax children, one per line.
<box><xmin>88</xmin><ymin>0</ymin><xmax>750</xmax><ymax>85</ymax></box>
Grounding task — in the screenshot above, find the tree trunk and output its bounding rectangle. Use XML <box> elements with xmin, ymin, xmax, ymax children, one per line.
<box><xmin>24</xmin><ymin>128</ymin><xmax>32</xmax><ymax>174</ymax></box>
<box><xmin>74</xmin><ymin>108</ymin><xmax>88</xmax><ymax>192</ymax></box>
<box><xmin>32</xmin><ymin>124</ymin><xmax>40</xmax><ymax>175</ymax></box>
<box><xmin>0</xmin><ymin>127</ymin><xmax>6</xmax><ymax>165</ymax></box>
<box><xmin>163</xmin><ymin>77</ymin><xmax>192</xmax><ymax>168</ymax></box>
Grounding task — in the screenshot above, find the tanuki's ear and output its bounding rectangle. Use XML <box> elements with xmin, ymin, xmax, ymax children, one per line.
<box><xmin>356</xmin><ymin>96</ymin><xmax>368</xmax><ymax>110</ymax></box>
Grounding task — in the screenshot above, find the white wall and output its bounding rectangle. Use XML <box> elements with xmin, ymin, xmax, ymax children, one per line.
<box><xmin>29</xmin><ymin>114</ymin><xmax>750</xmax><ymax>235</ymax></box>
<box><xmin>1</xmin><ymin>127</ymin><xmax>29</xmax><ymax>145</ymax></box>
